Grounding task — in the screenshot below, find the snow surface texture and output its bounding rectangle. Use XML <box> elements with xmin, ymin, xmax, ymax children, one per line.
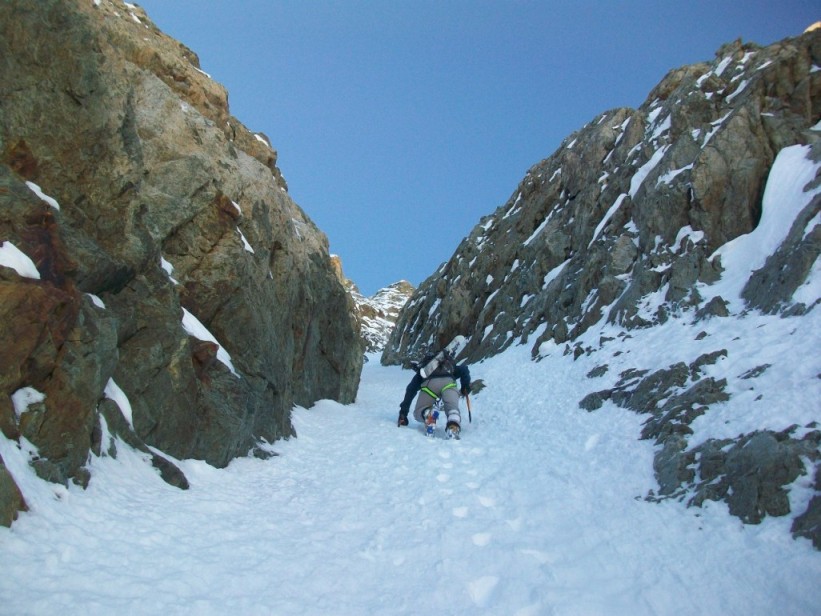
<box><xmin>1</xmin><ymin>338</ymin><xmax>819</xmax><ymax>615</ymax></box>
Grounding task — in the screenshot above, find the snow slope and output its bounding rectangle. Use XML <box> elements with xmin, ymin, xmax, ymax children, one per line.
<box><xmin>1</xmin><ymin>342</ymin><xmax>819</xmax><ymax>615</ymax></box>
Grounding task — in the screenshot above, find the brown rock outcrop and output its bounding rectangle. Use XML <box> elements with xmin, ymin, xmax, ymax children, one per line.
<box><xmin>0</xmin><ymin>0</ymin><xmax>363</xmax><ymax>519</ymax></box>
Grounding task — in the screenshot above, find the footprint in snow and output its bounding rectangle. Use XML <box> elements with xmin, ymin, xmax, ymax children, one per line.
<box><xmin>506</xmin><ymin>517</ymin><xmax>523</xmax><ymax>531</ymax></box>
<box><xmin>467</xmin><ymin>575</ymin><xmax>499</xmax><ymax>607</ymax></box>
<box><xmin>519</xmin><ymin>548</ymin><xmax>554</xmax><ymax>565</ymax></box>
<box><xmin>472</xmin><ymin>532</ymin><xmax>491</xmax><ymax>546</ymax></box>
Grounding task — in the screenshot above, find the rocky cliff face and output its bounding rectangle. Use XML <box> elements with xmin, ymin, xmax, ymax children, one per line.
<box><xmin>0</xmin><ymin>0</ymin><xmax>363</xmax><ymax>524</ymax></box>
<box><xmin>384</xmin><ymin>31</ymin><xmax>820</xmax><ymax>546</ymax></box>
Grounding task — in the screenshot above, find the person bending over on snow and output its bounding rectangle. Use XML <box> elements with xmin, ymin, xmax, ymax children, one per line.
<box><xmin>397</xmin><ymin>348</ymin><xmax>470</xmax><ymax>438</ymax></box>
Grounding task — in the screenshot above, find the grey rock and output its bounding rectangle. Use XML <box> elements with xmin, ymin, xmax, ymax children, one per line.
<box><xmin>689</xmin><ymin>429</ymin><xmax>820</xmax><ymax>527</ymax></box>
<box><xmin>0</xmin><ymin>456</ymin><xmax>27</xmax><ymax>527</ymax></box>
<box><xmin>695</xmin><ymin>296</ymin><xmax>730</xmax><ymax>320</ymax></box>
<box><xmin>98</xmin><ymin>398</ymin><xmax>190</xmax><ymax>490</ymax></box>
<box><xmin>640</xmin><ymin>377</ymin><xmax>728</xmax><ymax>442</ymax></box>
<box><xmin>654</xmin><ymin>434</ymin><xmax>695</xmax><ymax>496</ymax></box>
<box><xmin>740</xmin><ymin>364</ymin><xmax>772</xmax><ymax>380</ymax></box>
<box><xmin>579</xmin><ymin>390</ymin><xmax>610</xmax><ymax>412</ymax></box>
<box><xmin>386</xmin><ymin>31</ymin><xmax>821</xmax><ymax>364</ymax></box>
<box><xmin>690</xmin><ymin>349</ymin><xmax>728</xmax><ymax>378</ymax></box>
<box><xmin>151</xmin><ymin>454</ymin><xmax>190</xmax><ymax>490</ymax></box>
<box><xmin>742</xmin><ymin>190</ymin><xmax>821</xmax><ymax>315</ymax></box>
<box><xmin>612</xmin><ymin>362</ymin><xmax>690</xmax><ymax>413</ymax></box>
<box><xmin>792</xmin><ymin>463</ymin><xmax>821</xmax><ymax>549</ymax></box>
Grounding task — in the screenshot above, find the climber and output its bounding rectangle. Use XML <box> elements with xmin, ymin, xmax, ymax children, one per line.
<box><xmin>396</xmin><ymin>347</ymin><xmax>471</xmax><ymax>439</ymax></box>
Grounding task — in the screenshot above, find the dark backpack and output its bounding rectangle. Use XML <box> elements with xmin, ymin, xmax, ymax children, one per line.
<box><xmin>418</xmin><ymin>349</ymin><xmax>456</xmax><ymax>379</ymax></box>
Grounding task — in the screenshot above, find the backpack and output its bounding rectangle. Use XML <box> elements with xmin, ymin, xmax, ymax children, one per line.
<box><xmin>418</xmin><ymin>349</ymin><xmax>456</xmax><ymax>379</ymax></box>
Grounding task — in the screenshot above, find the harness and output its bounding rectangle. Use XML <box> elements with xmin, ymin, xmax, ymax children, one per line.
<box><xmin>421</xmin><ymin>381</ymin><xmax>457</xmax><ymax>400</ymax></box>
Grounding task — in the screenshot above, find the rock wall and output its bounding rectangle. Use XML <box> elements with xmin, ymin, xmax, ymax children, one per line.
<box><xmin>384</xmin><ymin>30</ymin><xmax>820</xmax><ymax>546</ymax></box>
<box><xmin>385</xmin><ymin>32</ymin><xmax>820</xmax><ymax>365</ymax></box>
<box><xmin>0</xmin><ymin>0</ymin><xmax>362</xmax><ymax>523</ymax></box>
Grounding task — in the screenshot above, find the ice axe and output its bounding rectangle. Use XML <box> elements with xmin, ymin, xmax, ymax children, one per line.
<box><xmin>466</xmin><ymin>393</ymin><xmax>472</xmax><ymax>423</ymax></box>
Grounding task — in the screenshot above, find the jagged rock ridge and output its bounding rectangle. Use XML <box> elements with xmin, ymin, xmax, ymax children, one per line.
<box><xmin>386</xmin><ymin>33</ymin><xmax>820</xmax><ymax>363</ymax></box>
<box><xmin>384</xmin><ymin>31</ymin><xmax>820</xmax><ymax>546</ymax></box>
<box><xmin>353</xmin><ymin>281</ymin><xmax>416</xmax><ymax>353</ymax></box>
<box><xmin>0</xmin><ymin>0</ymin><xmax>363</xmax><ymax>524</ymax></box>
<box><xmin>330</xmin><ymin>255</ymin><xmax>414</xmax><ymax>353</ymax></box>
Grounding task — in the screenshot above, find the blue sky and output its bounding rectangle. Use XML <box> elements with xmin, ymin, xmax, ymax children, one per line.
<box><xmin>136</xmin><ymin>1</ymin><xmax>818</xmax><ymax>295</ymax></box>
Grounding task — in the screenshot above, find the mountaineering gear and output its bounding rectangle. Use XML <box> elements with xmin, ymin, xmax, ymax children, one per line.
<box><xmin>397</xmin><ymin>410</ymin><xmax>409</xmax><ymax>427</ymax></box>
<box><xmin>446</xmin><ymin>421</ymin><xmax>461</xmax><ymax>440</ymax></box>
<box><xmin>418</xmin><ymin>353</ymin><xmax>440</xmax><ymax>379</ymax></box>
<box><xmin>397</xmin><ymin>337</ymin><xmax>471</xmax><ymax>437</ymax></box>
<box><xmin>414</xmin><ymin>336</ymin><xmax>466</xmax><ymax>379</ymax></box>
<box><xmin>423</xmin><ymin>407</ymin><xmax>439</xmax><ymax>436</ymax></box>
<box><xmin>413</xmin><ymin>376</ymin><xmax>461</xmax><ymax>428</ymax></box>
<box><xmin>418</xmin><ymin>349</ymin><xmax>457</xmax><ymax>379</ymax></box>
<box><xmin>421</xmin><ymin>381</ymin><xmax>457</xmax><ymax>401</ymax></box>
<box><xmin>398</xmin><ymin>359</ymin><xmax>470</xmax><ymax>418</ymax></box>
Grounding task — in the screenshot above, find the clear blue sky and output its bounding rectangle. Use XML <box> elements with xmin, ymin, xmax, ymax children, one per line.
<box><xmin>136</xmin><ymin>1</ymin><xmax>818</xmax><ymax>296</ymax></box>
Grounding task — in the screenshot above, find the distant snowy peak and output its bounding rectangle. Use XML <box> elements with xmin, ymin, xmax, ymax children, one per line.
<box><xmin>330</xmin><ymin>255</ymin><xmax>414</xmax><ymax>352</ymax></box>
<box><xmin>353</xmin><ymin>281</ymin><xmax>416</xmax><ymax>353</ymax></box>
<box><xmin>366</xmin><ymin>281</ymin><xmax>417</xmax><ymax>318</ymax></box>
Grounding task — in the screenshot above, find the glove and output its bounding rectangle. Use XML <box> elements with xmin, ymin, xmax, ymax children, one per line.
<box><xmin>397</xmin><ymin>410</ymin><xmax>409</xmax><ymax>427</ymax></box>
<box><xmin>460</xmin><ymin>386</ymin><xmax>469</xmax><ymax>397</ymax></box>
